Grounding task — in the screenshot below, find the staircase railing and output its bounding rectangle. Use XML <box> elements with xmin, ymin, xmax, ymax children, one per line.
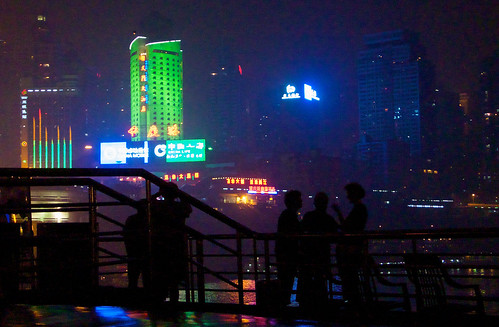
<box><xmin>0</xmin><ymin>168</ymin><xmax>498</xmax><ymax>315</ymax></box>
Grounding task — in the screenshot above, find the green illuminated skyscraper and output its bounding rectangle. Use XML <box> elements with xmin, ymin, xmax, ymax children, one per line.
<box><xmin>129</xmin><ymin>36</ymin><xmax>183</xmax><ymax>141</ymax></box>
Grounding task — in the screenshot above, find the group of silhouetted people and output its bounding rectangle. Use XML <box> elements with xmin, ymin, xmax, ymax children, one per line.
<box><xmin>123</xmin><ymin>181</ymin><xmax>368</xmax><ymax>309</ymax></box>
<box><xmin>123</xmin><ymin>183</ymin><xmax>192</xmax><ymax>304</ymax></box>
<box><xmin>275</xmin><ymin>183</ymin><xmax>368</xmax><ymax>310</ymax></box>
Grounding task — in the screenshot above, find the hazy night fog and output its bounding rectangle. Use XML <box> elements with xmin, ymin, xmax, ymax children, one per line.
<box><xmin>0</xmin><ymin>0</ymin><xmax>498</xmax><ymax>230</ymax></box>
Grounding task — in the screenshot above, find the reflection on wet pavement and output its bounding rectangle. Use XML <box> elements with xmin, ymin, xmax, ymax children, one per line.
<box><xmin>0</xmin><ymin>305</ymin><xmax>352</xmax><ymax>326</ymax></box>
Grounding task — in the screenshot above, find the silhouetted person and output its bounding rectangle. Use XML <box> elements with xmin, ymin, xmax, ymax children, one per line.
<box><xmin>150</xmin><ymin>183</ymin><xmax>192</xmax><ymax>303</ymax></box>
<box><xmin>332</xmin><ymin>183</ymin><xmax>368</xmax><ymax>310</ymax></box>
<box><xmin>299</xmin><ymin>192</ymin><xmax>339</xmax><ymax>308</ymax></box>
<box><xmin>123</xmin><ymin>199</ymin><xmax>148</xmax><ymax>289</ymax></box>
<box><xmin>275</xmin><ymin>190</ymin><xmax>302</xmax><ymax>306</ymax></box>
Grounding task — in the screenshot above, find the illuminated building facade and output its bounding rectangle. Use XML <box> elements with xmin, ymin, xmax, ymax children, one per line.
<box><xmin>211</xmin><ymin>177</ymin><xmax>278</xmax><ymax>206</ymax></box>
<box><xmin>357</xmin><ymin>30</ymin><xmax>422</xmax><ymax>157</ymax></box>
<box><xmin>19</xmin><ymin>80</ymin><xmax>78</xmax><ymax>168</ymax></box>
<box><xmin>129</xmin><ymin>37</ymin><xmax>183</xmax><ymax>141</ymax></box>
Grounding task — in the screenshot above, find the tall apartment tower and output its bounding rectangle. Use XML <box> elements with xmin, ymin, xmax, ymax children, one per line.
<box><xmin>358</xmin><ymin>30</ymin><xmax>422</xmax><ymax>157</ymax></box>
<box><xmin>208</xmin><ymin>61</ymin><xmax>245</xmax><ymax>152</ymax></box>
<box><xmin>129</xmin><ymin>36</ymin><xmax>183</xmax><ymax>141</ymax></box>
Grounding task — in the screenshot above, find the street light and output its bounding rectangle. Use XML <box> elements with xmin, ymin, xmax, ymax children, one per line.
<box><xmin>472</xmin><ymin>193</ymin><xmax>476</xmax><ymax>204</ymax></box>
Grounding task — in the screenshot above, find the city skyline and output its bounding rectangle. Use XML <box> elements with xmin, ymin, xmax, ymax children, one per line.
<box><xmin>0</xmin><ymin>2</ymin><xmax>497</xmax><ymax>159</ymax></box>
<box><xmin>0</xmin><ymin>1</ymin><xmax>497</xmax><ymax>177</ymax></box>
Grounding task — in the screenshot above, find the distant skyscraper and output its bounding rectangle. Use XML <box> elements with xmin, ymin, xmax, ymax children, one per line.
<box><xmin>208</xmin><ymin>62</ymin><xmax>246</xmax><ymax>152</ymax></box>
<box><xmin>357</xmin><ymin>30</ymin><xmax>425</xmax><ymax>185</ymax></box>
<box><xmin>31</xmin><ymin>15</ymin><xmax>55</xmax><ymax>84</ymax></box>
<box><xmin>358</xmin><ymin>30</ymin><xmax>422</xmax><ymax>157</ymax></box>
<box><xmin>478</xmin><ymin>50</ymin><xmax>499</xmax><ymax>195</ymax></box>
<box><xmin>129</xmin><ymin>36</ymin><xmax>183</xmax><ymax>141</ymax></box>
<box><xmin>18</xmin><ymin>15</ymin><xmax>83</xmax><ymax>168</ymax></box>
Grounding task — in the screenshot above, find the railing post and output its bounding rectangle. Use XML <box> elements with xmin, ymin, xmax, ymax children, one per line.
<box><xmin>88</xmin><ymin>185</ymin><xmax>98</xmax><ymax>288</ymax></box>
<box><xmin>264</xmin><ymin>238</ymin><xmax>271</xmax><ymax>281</ymax></box>
<box><xmin>196</xmin><ymin>238</ymin><xmax>205</xmax><ymax>304</ymax></box>
<box><xmin>236</xmin><ymin>231</ymin><xmax>244</xmax><ymax>305</ymax></box>
<box><xmin>253</xmin><ymin>238</ymin><xmax>258</xmax><ymax>282</ymax></box>
<box><xmin>145</xmin><ymin>180</ymin><xmax>152</xmax><ymax>290</ymax></box>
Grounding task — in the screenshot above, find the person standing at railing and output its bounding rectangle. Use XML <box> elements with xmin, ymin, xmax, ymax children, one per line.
<box><xmin>150</xmin><ymin>183</ymin><xmax>192</xmax><ymax>304</ymax></box>
<box><xmin>299</xmin><ymin>191</ymin><xmax>339</xmax><ymax>309</ymax></box>
<box><xmin>275</xmin><ymin>190</ymin><xmax>303</xmax><ymax>307</ymax></box>
<box><xmin>124</xmin><ymin>199</ymin><xmax>148</xmax><ymax>289</ymax></box>
<box><xmin>332</xmin><ymin>182</ymin><xmax>368</xmax><ymax>311</ymax></box>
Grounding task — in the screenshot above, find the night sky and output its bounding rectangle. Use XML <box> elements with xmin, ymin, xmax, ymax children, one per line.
<box><xmin>1</xmin><ymin>0</ymin><xmax>498</xmax><ymax>158</ymax></box>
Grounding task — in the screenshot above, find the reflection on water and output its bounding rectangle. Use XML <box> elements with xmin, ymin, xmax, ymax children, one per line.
<box><xmin>180</xmin><ymin>279</ymin><xmax>257</xmax><ymax>305</ymax></box>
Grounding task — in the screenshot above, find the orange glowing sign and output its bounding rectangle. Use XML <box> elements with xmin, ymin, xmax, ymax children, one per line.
<box><xmin>139</xmin><ymin>55</ymin><xmax>146</xmax><ymax>61</ymax></box>
<box><xmin>128</xmin><ymin>126</ymin><xmax>139</xmax><ymax>137</ymax></box>
<box><xmin>141</xmin><ymin>105</ymin><xmax>147</xmax><ymax>112</ymax></box>
<box><xmin>140</xmin><ymin>65</ymin><xmax>146</xmax><ymax>72</ymax></box>
<box><xmin>147</xmin><ymin>125</ymin><xmax>159</xmax><ymax>138</ymax></box>
<box><xmin>140</xmin><ymin>75</ymin><xmax>147</xmax><ymax>82</ymax></box>
<box><xmin>225</xmin><ymin>178</ymin><xmax>267</xmax><ymax>185</ymax></box>
<box><xmin>167</xmin><ymin>124</ymin><xmax>180</xmax><ymax>137</ymax></box>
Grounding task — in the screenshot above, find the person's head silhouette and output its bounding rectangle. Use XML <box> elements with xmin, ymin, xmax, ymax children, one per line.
<box><xmin>284</xmin><ymin>190</ymin><xmax>302</xmax><ymax>211</ymax></box>
<box><xmin>313</xmin><ymin>192</ymin><xmax>329</xmax><ymax>211</ymax></box>
<box><xmin>344</xmin><ymin>183</ymin><xmax>365</xmax><ymax>203</ymax></box>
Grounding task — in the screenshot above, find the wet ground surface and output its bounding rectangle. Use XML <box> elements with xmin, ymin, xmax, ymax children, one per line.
<box><xmin>0</xmin><ymin>304</ymin><xmax>397</xmax><ymax>327</ymax></box>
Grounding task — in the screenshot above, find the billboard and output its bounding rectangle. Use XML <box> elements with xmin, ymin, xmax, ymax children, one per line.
<box><xmin>100</xmin><ymin>139</ymin><xmax>205</xmax><ymax>165</ymax></box>
<box><xmin>166</xmin><ymin>139</ymin><xmax>206</xmax><ymax>162</ymax></box>
<box><xmin>282</xmin><ymin>83</ymin><xmax>320</xmax><ymax>101</ymax></box>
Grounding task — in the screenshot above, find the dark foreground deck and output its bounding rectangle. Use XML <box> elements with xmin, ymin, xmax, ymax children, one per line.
<box><xmin>6</xmin><ymin>287</ymin><xmax>499</xmax><ymax>327</ymax></box>
<box><xmin>3</xmin><ymin>302</ymin><xmax>499</xmax><ymax>327</ymax></box>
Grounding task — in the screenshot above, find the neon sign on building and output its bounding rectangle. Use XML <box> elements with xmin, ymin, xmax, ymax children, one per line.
<box><xmin>282</xmin><ymin>84</ymin><xmax>320</xmax><ymax>101</ymax></box>
<box><xmin>248</xmin><ymin>186</ymin><xmax>277</xmax><ymax>195</ymax></box>
<box><xmin>100</xmin><ymin>139</ymin><xmax>206</xmax><ymax>165</ymax></box>
<box><xmin>164</xmin><ymin>172</ymin><xmax>200</xmax><ymax>182</ymax></box>
<box><xmin>282</xmin><ymin>85</ymin><xmax>300</xmax><ymax>100</ymax></box>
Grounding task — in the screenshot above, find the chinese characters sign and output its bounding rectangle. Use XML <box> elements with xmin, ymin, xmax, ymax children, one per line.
<box><xmin>166</xmin><ymin>139</ymin><xmax>205</xmax><ymax>162</ymax></box>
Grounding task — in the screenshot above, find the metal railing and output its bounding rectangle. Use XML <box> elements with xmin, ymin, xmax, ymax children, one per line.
<box><xmin>0</xmin><ymin>168</ymin><xmax>498</xmax><ymax>316</ymax></box>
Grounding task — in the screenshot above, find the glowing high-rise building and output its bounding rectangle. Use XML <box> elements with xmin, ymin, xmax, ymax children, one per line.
<box><xmin>129</xmin><ymin>37</ymin><xmax>183</xmax><ymax>141</ymax></box>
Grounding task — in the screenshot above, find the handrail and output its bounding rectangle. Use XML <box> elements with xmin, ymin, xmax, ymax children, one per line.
<box><xmin>0</xmin><ymin>168</ymin><xmax>254</xmax><ymax>236</ymax></box>
<box><xmin>1</xmin><ymin>168</ymin><xmax>498</xmax><ymax>317</ymax></box>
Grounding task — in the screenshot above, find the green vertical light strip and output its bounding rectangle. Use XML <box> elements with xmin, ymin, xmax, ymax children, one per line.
<box><xmin>44</xmin><ymin>128</ymin><xmax>48</xmax><ymax>168</ymax></box>
<box><xmin>57</xmin><ymin>126</ymin><xmax>60</xmax><ymax>168</ymax></box>
<box><xmin>39</xmin><ymin>142</ymin><xmax>42</xmax><ymax>168</ymax></box>
<box><xmin>69</xmin><ymin>141</ymin><xmax>72</xmax><ymax>168</ymax></box>
<box><xmin>69</xmin><ymin>127</ymin><xmax>72</xmax><ymax>169</ymax></box>
<box><xmin>33</xmin><ymin>117</ymin><xmax>36</xmax><ymax>168</ymax></box>
<box><xmin>45</xmin><ymin>140</ymin><xmax>48</xmax><ymax>168</ymax></box>
<box><xmin>57</xmin><ymin>140</ymin><xmax>60</xmax><ymax>168</ymax></box>
<box><xmin>63</xmin><ymin>139</ymin><xmax>66</xmax><ymax>169</ymax></box>
<box><xmin>51</xmin><ymin>140</ymin><xmax>54</xmax><ymax>168</ymax></box>
<box><xmin>32</xmin><ymin>141</ymin><xmax>36</xmax><ymax>169</ymax></box>
<box><xmin>39</xmin><ymin>110</ymin><xmax>42</xmax><ymax>168</ymax></box>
